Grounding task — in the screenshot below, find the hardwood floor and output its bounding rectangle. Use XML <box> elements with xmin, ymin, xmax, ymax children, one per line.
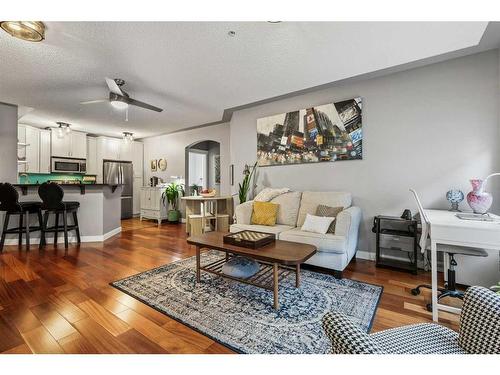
<box><xmin>0</xmin><ymin>218</ymin><xmax>459</xmax><ymax>354</ymax></box>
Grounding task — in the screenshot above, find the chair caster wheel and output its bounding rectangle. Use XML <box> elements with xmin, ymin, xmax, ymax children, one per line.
<box><xmin>411</xmin><ymin>288</ymin><xmax>420</xmax><ymax>296</ymax></box>
<box><xmin>426</xmin><ymin>303</ymin><xmax>433</xmax><ymax>312</ymax></box>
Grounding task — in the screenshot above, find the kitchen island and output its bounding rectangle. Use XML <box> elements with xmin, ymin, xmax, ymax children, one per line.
<box><xmin>8</xmin><ymin>184</ymin><xmax>123</xmax><ymax>244</ymax></box>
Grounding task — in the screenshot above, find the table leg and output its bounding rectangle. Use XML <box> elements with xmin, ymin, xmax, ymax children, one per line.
<box><xmin>295</xmin><ymin>264</ymin><xmax>300</xmax><ymax>288</ymax></box>
<box><xmin>196</xmin><ymin>246</ymin><xmax>201</xmax><ymax>283</ymax></box>
<box><xmin>200</xmin><ymin>202</ymin><xmax>205</xmax><ymax>233</ymax></box>
<box><xmin>431</xmin><ymin>240</ymin><xmax>438</xmax><ymax>322</ymax></box>
<box><xmin>273</xmin><ymin>263</ymin><xmax>279</xmax><ymax>309</ymax></box>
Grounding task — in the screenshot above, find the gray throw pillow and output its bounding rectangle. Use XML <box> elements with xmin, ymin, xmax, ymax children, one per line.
<box><xmin>316</xmin><ymin>204</ymin><xmax>343</xmax><ymax>234</ymax></box>
<box><xmin>221</xmin><ymin>256</ymin><xmax>260</xmax><ymax>278</ymax></box>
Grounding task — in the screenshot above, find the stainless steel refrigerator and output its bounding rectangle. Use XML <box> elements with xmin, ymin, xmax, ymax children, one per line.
<box><xmin>103</xmin><ymin>160</ymin><xmax>133</xmax><ymax>219</ymax></box>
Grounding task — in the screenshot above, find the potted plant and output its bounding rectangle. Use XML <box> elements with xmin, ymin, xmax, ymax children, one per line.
<box><xmin>161</xmin><ymin>181</ymin><xmax>185</xmax><ymax>222</ymax></box>
<box><xmin>190</xmin><ymin>183</ymin><xmax>200</xmax><ymax>196</ymax></box>
<box><xmin>238</xmin><ymin>161</ymin><xmax>257</xmax><ymax>203</ymax></box>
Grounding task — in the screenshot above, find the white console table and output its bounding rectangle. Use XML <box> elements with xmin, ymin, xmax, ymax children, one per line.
<box><xmin>425</xmin><ymin>209</ymin><xmax>500</xmax><ymax>322</ymax></box>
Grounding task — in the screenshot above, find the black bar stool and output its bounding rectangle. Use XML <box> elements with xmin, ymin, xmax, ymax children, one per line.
<box><xmin>0</xmin><ymin>182</ymin><xmax>43</xmax><ymax>251</ymax></box>
<box><xmin>38</xmin><ymin>182</ymin><xmax>81</xmax><ymax>249</ymax></box>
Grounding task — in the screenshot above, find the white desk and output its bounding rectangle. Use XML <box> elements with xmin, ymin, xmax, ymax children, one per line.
<box><xmin>425</xmin><ymin>209</ymin><xmax>500</xmax><ymax>322</ymax></box>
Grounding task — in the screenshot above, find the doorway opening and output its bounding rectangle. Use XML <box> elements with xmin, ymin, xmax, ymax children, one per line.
<box><xmin>185</xmin><ymin>140</ymin><xmax>220</xmax><ymax>195</ymax></box>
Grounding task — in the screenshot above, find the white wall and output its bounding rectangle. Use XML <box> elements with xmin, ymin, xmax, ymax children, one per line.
<box><xmin>229</xmin><ymin>50</ymin><xmax>500</xmax><ymax>254</ymax></box>
<box><xmin>142</xmin><ymin>122</ymin><xmax>231</xmax><ymax>196</ymax></box>
<box><xmin>0</xmin><ymin>102</ymin><xmax>18</xmax><ymax>183</ymax></box>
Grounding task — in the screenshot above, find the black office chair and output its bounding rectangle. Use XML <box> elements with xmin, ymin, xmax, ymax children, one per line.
<box><xmin>0</xmin><ymin>182</ymin><xmax>43</xmax><ymax>251</ymax></box>
<box><xmin>409</xmin><ymin>189</ymin><xmax>488</xmax><ymax>311</ymax></box>
<box><xmin>38</xmin><ymin>182</ymin><xmax>81</xmax><ymax>249</ymax></box>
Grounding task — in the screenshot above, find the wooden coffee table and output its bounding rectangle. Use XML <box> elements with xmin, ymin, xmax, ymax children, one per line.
<box><xmin>187</xmin><ymin>231</ymin><xmax>317</xmax><ymax>309</ymax></box>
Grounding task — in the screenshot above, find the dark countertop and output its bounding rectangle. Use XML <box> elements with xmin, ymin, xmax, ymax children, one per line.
<box><xmin>14</xmin><ymin>183</ymin><xmax>123</xmax><ymax>187</ymax></box>
<box><xmin>14</xmin><ymin>183</ymin><xmax>123</xmax><ymax>195</ymax></box>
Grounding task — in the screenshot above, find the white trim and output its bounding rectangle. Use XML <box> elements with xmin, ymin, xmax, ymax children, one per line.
<box><xmin>102</xmin><ymin>226</ymin><xmax>122</xmax><ymax>241</ymax></box>
<box><xmin>3</xmin><ymin>226</ymin><xmax>122</xmax><ymax>245</ymax></box>
<box><xmin>356</xmin><ymin>250</ymin><xmax>376</xmax><ymax>261</ymax></box>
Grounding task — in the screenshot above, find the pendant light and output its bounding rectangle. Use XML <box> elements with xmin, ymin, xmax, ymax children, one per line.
<box><xmin>56</xmin><ymin>122</ymin><xmax>71</xmax><ymax>139</ymax></box>
<box><xmin>0</xmin><ymin>21</ymin><xmax>45</xmax><ymax>42</ymax></box>
<box><xmin>122</xmin><ymin>132</ymin><xmax>134</xmax><ymax>143</ymax></box>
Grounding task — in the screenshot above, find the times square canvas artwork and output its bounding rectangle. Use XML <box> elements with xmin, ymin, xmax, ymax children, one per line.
<box><xmin>256</xmin><ymin>97</ymin><xmax>362</xmax><ymax>167</ymax></box>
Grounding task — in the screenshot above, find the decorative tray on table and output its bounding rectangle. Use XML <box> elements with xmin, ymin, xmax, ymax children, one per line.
<box><xmin>223</xmin><ymin>230</ymin><xmax>275</xmax><ymax>249</ymax></box>
<box><xmin>456</xmin><ymin>213</ymin><xmax>500</xmax><ymax>222</ymax></box>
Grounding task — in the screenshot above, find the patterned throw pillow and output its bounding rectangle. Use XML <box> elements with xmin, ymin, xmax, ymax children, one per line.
<box><xmin>251</xmin><ymin>201</ymin><xmax>279</xmax><ymax>226</ymax></box>
<box><xmin>316</xmin><ymin>205</ymin><xmax>343</xmax><ymax>234</ymax></box>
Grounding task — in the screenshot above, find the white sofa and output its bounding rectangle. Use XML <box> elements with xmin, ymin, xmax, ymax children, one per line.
<box><xmin>230</xmin><ymin>191</ymin><xmax>362</xmax><ymax>277</ymax></box>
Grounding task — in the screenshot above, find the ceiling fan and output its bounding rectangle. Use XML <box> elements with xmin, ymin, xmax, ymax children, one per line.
<box><xmin>80</xmin><ymin>78</ymin><xmax>163</xmax><ymax>112</ymax></box>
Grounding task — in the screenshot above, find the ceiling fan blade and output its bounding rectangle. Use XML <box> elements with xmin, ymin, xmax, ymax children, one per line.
<box><xmin>80</xmin><ymin>99</ymin><xmax>108</xmax><ymax>105</ymax></box>
<box><xmin>128</xmin><ymin>98</ymin><xmax>163</xmax><ymax>112</ymax></box>
<box><xmin>105</xmin><ymin>77</ymin><xmax>124</xmax><ymax>96</ymax></box>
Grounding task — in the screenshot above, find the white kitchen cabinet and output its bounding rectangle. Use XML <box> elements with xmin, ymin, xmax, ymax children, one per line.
<box><xmin>18</xmin><ymin>125</ymin><xmax>41</xmax><ymax>173</ymax></box>
<box><xmin>140</xmin><ymin>187</ymin><xmax>167</xmax><ymax>225</ymax></box>
<box><xmin>98</xmin><ymin>137</ymin><xmax>121</xmax><ymax>160</ymax></box>
<box><xmin>132</xmin><ymin>141</ymin><xmax>143</xmax><ymax>178</ymax></box>
<box><xmin>17</xmin><ymin>125</ymin><xmax>27</xmax><ymax>174</ymax></box>
<box><xmin>24</xmin><ymin>126</ymin><xmax>39</xmax><ymax>173</ymax></box>
<box><xmin>50</xmin><ymin>130</ymin><xmax>69</xmax><ymax>158</ymax></box>
<box><xmin>71</xmin><ymin>131</ymin><xmax>87</xmax><ymax>159</ymax></box>
<box><xmin>86</xmin><ymin>137</ymin><xmax>98</xmax><ymax>175</ymax></box>
<box><xmin>133</xmin><ymin>177</ymin><xmax>143</xmax><ymax>215</ymax></box>
<box><xmin>39</xmin><ymin>129</ymin><xmax>51</xmax><ymax>173</ymax></box>
<box><xmin>51</xmin><ymin>130</ymin><xmax>87</xmax><ymax>158</ymax></box>
<box><xmin>119</xmin><ymin>141</ymin><xmax>133</xmax><ymax>162</ymax></box>
<box><xmin>95</xmin><ymin>137</ymin><xmax>144</xmax><ymax>183</ymax></box>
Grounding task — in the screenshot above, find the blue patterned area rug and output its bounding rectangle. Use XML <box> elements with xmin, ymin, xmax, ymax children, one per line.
<box><xmin>111</xmin><ymin>251</ymin><xmax>383</xmax><ymax>354</ymax></box>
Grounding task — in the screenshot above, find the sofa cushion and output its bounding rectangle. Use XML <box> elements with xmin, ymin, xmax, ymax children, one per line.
<box><xmin>251</xmin><ymin>201</ymin><xmax>279</xmax><ymax>226</ymax></box>
<box><xmin>316</xmin><ymin>204</ymin><xmax>343</xmax><ymax>233</ymax></box>
<box><xmin>230</xmin><ymin>223</ymin><xmax>294</xmax><ymax>237</ymax></box>
<box><xmin>254</xmin><ymin>187</ymin><xmax>290</xmax><ymax>202</ymax></box>
<box><xmin>270</xmin><ymin>191</ymin><xmax>302</xmax><ymax>226</ymax></box>
<box><xmin>297</xmin><ymin>191</ymin><xmax>352</xmax><ymax>227</ymax></box>
<box><xmin>301</xmin><ymin>214</ymin><xmax>335</xmax><ymax>234</ymax></box>
<box><xmin>279</xmin><ymin>228</ymin><xmax>347</xmax><ymax>254</ymax></box>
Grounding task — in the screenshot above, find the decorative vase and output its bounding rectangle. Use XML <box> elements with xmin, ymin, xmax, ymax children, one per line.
<box><xmin>446</xmin><ymin>189</ymin><xmax>464</xmax><ymax>212</ymax></box>
<box><xmin>467</xmin><ymin>179</ymin><xmax>493</xmax><ymax>214</ymax></box>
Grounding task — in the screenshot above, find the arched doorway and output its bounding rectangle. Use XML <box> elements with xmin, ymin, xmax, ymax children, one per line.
<box><xmin>185</xmin><ymin>140</ymin><xmax>221</xmax><ymax>195</ymax></box>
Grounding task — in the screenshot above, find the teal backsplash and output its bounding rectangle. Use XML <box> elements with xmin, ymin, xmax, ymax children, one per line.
<box><xmin>18</xmin><ymin>173</ymin><xmax>84</xmax><ymax>184</ymax></box>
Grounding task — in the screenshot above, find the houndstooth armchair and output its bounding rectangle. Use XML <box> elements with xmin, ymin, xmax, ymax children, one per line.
<box><xmin>322</xmin><ymin>286</ymin><xmax>500</xmax><ymax>354</ymax></box>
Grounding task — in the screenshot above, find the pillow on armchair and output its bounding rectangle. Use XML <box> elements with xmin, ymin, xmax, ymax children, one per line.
<box><xmin>251</xmin><ymin>201</ymin><xmax>279</xmax><ymax>226</ymax></box>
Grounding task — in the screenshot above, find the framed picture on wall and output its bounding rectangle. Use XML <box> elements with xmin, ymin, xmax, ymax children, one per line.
<box><xmin>150</xmin><ymin>159</ymin><xmax>157</xmax><ymax>172</ymax></box>
<box><xmin>214</xmin><ymin>155</ymin><xmax>221</xmax><ymax>184</ymax></box>
<box><xmin>256</xmin><ymin>97</ymin><xmax>362</xmax><ymax>166</ymax></box>
<box><xmin>158</xmin><ymin>158</ymin><xmax>167</xmax><ymax>171</ymax></box>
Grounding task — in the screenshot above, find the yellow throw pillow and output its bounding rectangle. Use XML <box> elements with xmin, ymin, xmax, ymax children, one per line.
<box><xmin>251</xmin><ymin>201</ymin><xmax>279</xmax><ymax>226</ymax></box>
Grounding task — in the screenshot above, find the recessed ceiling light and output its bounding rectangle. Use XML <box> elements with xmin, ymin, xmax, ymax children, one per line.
<box><xmin>0</xmin><ymin>21</ymin><xmax>45</xmax><ymax>42</ymax></box>
<box><xmin>228</xmin><ymin>30</ymin><xmax>236</xmax><ymax>37</ymax></box>
<box><xmin>267</xmin><ymin>21</ymin><xmax>282</xmax><ymax>24</ymax></box>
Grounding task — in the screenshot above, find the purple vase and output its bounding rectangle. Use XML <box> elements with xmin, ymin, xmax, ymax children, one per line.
<box><xmin>466</xmin><ymin>179</ymin><xmax>492</xmax><ymax>214</ymax></box>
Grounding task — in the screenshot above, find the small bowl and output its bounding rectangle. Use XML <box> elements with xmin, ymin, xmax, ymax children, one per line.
<box><xmin>200</xmin><ymin>190</ymin><xmax>217</xmax><ymax>197</ymax></box>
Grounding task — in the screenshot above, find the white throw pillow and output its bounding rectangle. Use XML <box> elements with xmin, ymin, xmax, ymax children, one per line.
<box><xmin>254</xmin><ymin>187</ymin><xmax>291</xmax><ymax>202</ymax></box>
<box><xmin>300</xmin><ymin>214</ymin><xmax>335</xmax><ymax>234</ymax></box>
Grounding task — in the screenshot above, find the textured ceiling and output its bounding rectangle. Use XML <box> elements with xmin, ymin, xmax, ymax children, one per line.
<box><xmin>0</xmin><ymin>22</ymin><xmax>488</xmax><ymax>138</ymax></box>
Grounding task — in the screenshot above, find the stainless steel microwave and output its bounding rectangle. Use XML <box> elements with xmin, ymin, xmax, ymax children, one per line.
<box><xmin>51</xmin><ymin>157</ymin><xmax>87</xmax><ymax>174</ymax></box>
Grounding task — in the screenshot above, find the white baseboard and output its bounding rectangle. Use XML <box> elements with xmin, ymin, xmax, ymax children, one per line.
<box><xmin>3</xmin><ymin>226</ymin><xmax>122</xmax><ymax>245</ymax></box>
<box><xmin>356</xmin><ymin>250</ymin><xmax>376</xmax><ymax>261</ymax></box>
